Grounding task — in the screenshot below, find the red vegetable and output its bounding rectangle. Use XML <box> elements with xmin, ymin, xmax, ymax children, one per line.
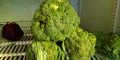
<box><xmin>2</xmin><ymin>22</ymin><xmax>24</xmax><ymax>41</ymax></box>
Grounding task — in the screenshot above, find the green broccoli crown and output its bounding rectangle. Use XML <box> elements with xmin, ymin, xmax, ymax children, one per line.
<box><xmin>32</xmin><ymin>0</ymin><xmax>80</xmax><ymax>41</ymax></box>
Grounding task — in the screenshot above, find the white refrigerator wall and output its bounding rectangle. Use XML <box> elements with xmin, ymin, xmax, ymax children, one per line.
<box><xmin>80</xmin><ymin>0</ymin><xmax>115</xmax><ymax>32</ymax></box>
<box><xmin>0</xmin><ymin>0</ymin><xmax>45</xmax><ymax>22</ymax></box>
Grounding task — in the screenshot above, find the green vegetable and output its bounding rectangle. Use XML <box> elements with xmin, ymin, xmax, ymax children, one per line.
<box><xmin>64</xmin><ymin>27</ymin><xmax>96</xmax><ymax>60</ymax></box>
<box><xmin>32</xmin><ymin>0</ymin><xmax>80</xmax><ymax>42</ymax></box>
<box><xmin>93</xmin><ymin>32</ymin><xmax>120</xmax><ymax>59</ymax></box>
<box><xmin>26</xmin><ymin>41</ymin><xmax>67</xmax><ymax>60</ymax></box>
<box><xmin>26</xmin><ymin>0</ymin><xmax>96</xmax><ymax>60</ymax></box>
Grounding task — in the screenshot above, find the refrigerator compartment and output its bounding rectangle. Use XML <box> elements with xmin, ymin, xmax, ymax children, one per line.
<box><xmin>0</xmin><ymin>21</ymin><xmax>33</xmax><ymax>60</ymax></box>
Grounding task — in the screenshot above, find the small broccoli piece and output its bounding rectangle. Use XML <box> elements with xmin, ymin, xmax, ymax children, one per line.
<box><xmin>64</xmin><ymin>27</ymin><xmax>96</xmax><ymax>60</ymax></box>
<box><xmin>31</xmin><ymin>21</ymin><xmax>50</xmax><ymax>41</ymax></box>
<box><xmin>87</xmin><ymin>33</ymin><xmax>96</xmax><ymax>57</ymax></box>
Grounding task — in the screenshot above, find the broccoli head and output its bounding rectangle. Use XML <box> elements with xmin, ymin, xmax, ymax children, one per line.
<box><xmin>64</xmin><ymin>27</ymin><xmax>96</xmax><ymax>60</ymax></box>
<box><xmin>32</xmin><ymin>0</ymin><xmax>80</xmax><ymax>41</ymax></box>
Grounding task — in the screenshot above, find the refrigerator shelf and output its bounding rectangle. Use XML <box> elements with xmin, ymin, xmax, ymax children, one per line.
<box><xmin>0</xmin><ymin>21</ymin><xmax>33</xmax><ymax>60</ymax></box>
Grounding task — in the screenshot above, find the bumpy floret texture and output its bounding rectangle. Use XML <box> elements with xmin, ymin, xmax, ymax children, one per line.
<box><xmin>26</xmin><ymin>0</ymin><xmax>96</xmax><ymax>60</ymax></box>
<box><xmin>32</xmin><ymin>0</ymin><xmax>80</xmax><ymax>41</ymax></box>
<box><xmin>64</xmin><ymin>27</ymin><xmax>96</xmax><ymax>60</ymax></box>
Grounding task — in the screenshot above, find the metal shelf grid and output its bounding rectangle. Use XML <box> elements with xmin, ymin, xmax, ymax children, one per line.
<box><xmin>0</xmin><ymin>21</ymin><xmax>34</xmax><ymax>60</ymax></box>
<box><xmin>0</xmin><ymin>21</ymin><xmax>99</xmax><ymax>60</ymax></box>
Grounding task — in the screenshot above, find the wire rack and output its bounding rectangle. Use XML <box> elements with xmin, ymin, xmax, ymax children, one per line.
<box><xmin>0</xmin><ymin>21</ymin><xmax>100</xmax><ymax>60</ymax></box>
<box><xmin>0</xmin><ymin>21</ymin><xmax>34</xmax><ymax>60</ymax></box>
